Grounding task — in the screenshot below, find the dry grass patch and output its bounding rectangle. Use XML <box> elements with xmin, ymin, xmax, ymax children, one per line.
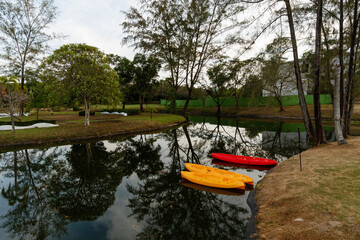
<box><xmin>256</xmin><ymin>137</ymin><xmax>360</xmax><ymax>240</ymax></box>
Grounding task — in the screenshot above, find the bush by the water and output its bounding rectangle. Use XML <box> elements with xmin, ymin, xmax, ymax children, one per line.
<box><xmin>79</xmin><ymin>111</ymin><xmax>95</xmax><ymax>116</ymax></box>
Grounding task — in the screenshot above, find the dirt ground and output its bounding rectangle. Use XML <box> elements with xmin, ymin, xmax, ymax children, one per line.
<box><xmin>255</xmin><ymin>137</ymin><xmax>360</xmax><ymax>240</ymax></box>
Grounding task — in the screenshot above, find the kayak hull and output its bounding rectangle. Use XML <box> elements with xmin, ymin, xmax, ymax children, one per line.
<box><xmin>181</xmin><ymin>171</ymin><xmax>245</xmax><ymax>189</ymax></box>
<box><xmin>185</xmin><ymin>163</ymin><xmax>254</xmax><ymax>185</ymax></box>
<box><xmin>211</xmin><ymin>153</ymin><xmax>277</xmax><ymax>166</ymax></box>
<box><xmin>212</xmin><ymin>159</ymin><xmax>274</xmax><ymax>171</ymax></box>
<box><xmin>181</xmin><ymin>182</ymin><xmax>245</xmax><ymax>196</ymax></box>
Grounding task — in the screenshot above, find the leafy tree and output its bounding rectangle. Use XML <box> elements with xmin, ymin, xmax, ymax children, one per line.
<box><xmin>283</xmin><ymin>0</ymin><xmax>315</xmax><ymax>143</ymax></box>
<box><xmin>313</xmin><ymin>0</ymin><xmax>327</xmax><ymax>145</ymax></box>
<box><xmin>261</xmin><ymin>58</ymin><xmax>293</xmax><ymax>111</ymax></box>
<box><xmin>192</xmin><ymin>88</ymin><xmax>208</xmax><ymax>108</ymax></box>
<box><xmin>123</xmin><ymin>0</ymin><xmax>246</xmax><ymax>115</ymax></box>
<box><xmin>26</xmin><ymin>77</ymin><xmax>47</xmax><ymax>119</ymax></box>
<box><xmin>206</xmin><ymin>61</ymin><xmax>233</xmax><ymax>116</ymax></box>
<box><xmin>261</xmin><ymin>37</ymin><xmax>294</xmax><ymax>112</ymax></box>
<box><xmin>0</xmin><ymin>76</ymin><xmax>27</xmax><ymax>133</ymax></box>
<box><xmin>109</xmin><ymin>54</ymin><xmax>134</xmax><ymax>109</ymax></box>
<box><xmin>133</xmin><ymin>54</ymin><xmax>161</xmax><ymax>112</ymax></box>
<box><xmin>40</xmin><ymin>44</ymin><xmax>121</xmax><ymax>126</ymax></box>
<box><xmin>0</xmin><ymin>0</ymin><xmax>59</xmax><ymax>114</ymax></box>
<box><xmin>111</xmin><ymin>54</ymin><xmax>160</xmax><ymax>112</ymax></box>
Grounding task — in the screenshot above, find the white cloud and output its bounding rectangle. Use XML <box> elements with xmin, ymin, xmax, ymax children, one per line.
<box><xmin>50</xmin><ymin>0</ymin><xmax>135</xmax><ymax>58</ymax></box>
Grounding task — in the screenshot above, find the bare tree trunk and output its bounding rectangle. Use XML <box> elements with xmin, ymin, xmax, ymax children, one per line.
<box><xmin>217</xmin><ymin>96</ymin><xmax>221</xmax><ymax>116</ymax></box>
<box><xmin>334</xmin><ymin>68</ymin><xmax>346</xmax><ymax>144</ymax></box>
<box><xmin>8</xmin><ymin>96</ymin><xmax>15</xmax><ymax>133</ymax></box>
<box><xmin>139</xmin><ymin>95</ymin><xmax>144</xmax><ymax>112</ymax></box>
<box><xmin>334</xmin><ymin>0</ymin><xmax>347</xmax><ymax>145</ymax></box>
<box><xmin>236</xmin><ymin>94</ymin><xmax>240</xmax><ymax>109</ymax></box>
<box><xmin>182</xmin><ymin>86</ymin><xmax>193</xmax><ymax>116</ymax></box>
<box><xmin>313</xmin><ymin>0</ymin><xmax>327</xmax><ymax>145</ymax></box>
<box><xmin>339</xmin><ymin>0</ymin><xmax>345</xmax><ymax>121</ymax></box>
<box><xmin>284</xmin><ymin>0</ymin><xmax>314</xmax><ymax>143</ymax></box>
<box><xmin>342</xmin><ymin>0</ymin><xmax>359</xmax><ymax>136</ymax></box>
<box><xmin>84</xmin><ymin>96</ymin><xmax>90</xmax><ymax>126</ymax></box>
<box><xmin>275</xmin><ymin>95</ymin><xmax>284</xmax><ymax>112</ymax></box>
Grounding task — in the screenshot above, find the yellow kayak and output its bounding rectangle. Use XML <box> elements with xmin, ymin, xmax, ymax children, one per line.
<box><xmin>185</xmin><ymin>163</ymin><xmax>254</xmax><ymax>186</ymax></box>
<box><xmin>181</xmin><ymin>171</ymin><xmax>246</xmax><ymax>189</ymax></box>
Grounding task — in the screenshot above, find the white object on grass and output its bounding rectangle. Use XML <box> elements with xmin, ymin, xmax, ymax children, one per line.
<box><xmin>0</xmin><ymin>123</ymin><xmax>59</xmax><ymax>131</ymax></box>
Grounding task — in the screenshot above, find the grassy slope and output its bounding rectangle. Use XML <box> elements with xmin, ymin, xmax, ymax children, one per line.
<box><xmin>0</xmin><ymin>112</ymin><xmax>185</xmax><ymax>149</ymax></box>
<box><xmin>256</xmin><ymin>137</ymin><xmax>360</xmax><ymax>240</ymax></box>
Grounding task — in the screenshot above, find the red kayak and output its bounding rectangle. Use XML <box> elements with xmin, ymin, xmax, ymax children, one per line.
<box><xmin>211</xmin><ymin>159</ymin><xmax>274</xmax><ymax>171</ymax></box>
<box><xmin>211</xmin><ymin>153</ymin><xmax>277</xmax><ymax>166</ymax></box>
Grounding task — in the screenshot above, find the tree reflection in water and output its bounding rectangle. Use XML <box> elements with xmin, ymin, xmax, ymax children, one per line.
<box><xmin>127</xmin><ymin>168</ymin><xmax>248</xmax><ymax>240</ymax></box>
<box><xmin>0</xmin><ymin>148</ymin><xmax>68</xmax><ymax>240</ymax></box>
<box><xmin>0</xmin><ymin>116</ymin><xmax>332</xmax><ymax>239</ymax></box>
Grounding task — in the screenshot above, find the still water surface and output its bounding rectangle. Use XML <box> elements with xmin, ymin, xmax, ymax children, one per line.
<box><xmin>0</xmin><ymin>117</ymin><xmax>335</xmax><ymax>239</ymax></box>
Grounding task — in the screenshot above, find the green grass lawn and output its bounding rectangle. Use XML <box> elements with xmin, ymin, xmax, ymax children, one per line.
<box><xmin>0</xmin><ymin>112</ymin><xmax>186</xmax><ymax>150</ymax></box>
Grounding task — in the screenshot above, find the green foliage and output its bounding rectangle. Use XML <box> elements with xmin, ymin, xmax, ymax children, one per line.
<box><xmin>110</xmin><ymin>53</ymin><xmax>160</xmax><ymax>111</ymax></box>
<box><xmin>144</xmin><ymin>106</ymin><xmax>157</xmax><ymax>119</ymax></box>
<box><xmin>26</xmin><ymin>77</ymin><xmax>48</xmax><ymax>113</ymax></box>
<box><xmin>40</xmin><ymin>44</ymin><xmax>121</xmax><ymax>125</ymax></box>
<box><xmin>123</xmin><ymin>0</ymin><xmax>246</xmax><ymax>113</ymax></box>
<box><xmin>206</xmin><ymin>61</ymin><xmax>233</xmax><ymax>114</ymax></box>
<box><xmin>0</xmin><ymin>0</ymin><xmax>59</xmax><ymax>93</ymax></box>
<box><xmin>78</xmin><ymin>111</ymin><xmax>95</xmax><ymax>116</ymax></box>
<box><xmin>165</xmin><ymin>87</ymin><xmax>177</xmax><ymax>114</ymax></box>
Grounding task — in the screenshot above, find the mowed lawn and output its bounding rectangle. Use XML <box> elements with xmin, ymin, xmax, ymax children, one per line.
<box><xmin>0</xmin><ymin>111</ymin><xmax>185</xmax><ymax>150</ymax></box>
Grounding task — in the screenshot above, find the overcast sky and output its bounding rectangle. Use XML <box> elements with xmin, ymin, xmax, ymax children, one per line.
<box><xmin>51</xmin><ymin>0</ymin><xmax>135</xmax><ymax>59</ymax></box>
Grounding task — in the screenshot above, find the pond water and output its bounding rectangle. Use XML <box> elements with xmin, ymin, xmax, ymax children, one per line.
<box><xmin>0</xmin><ymin>117</ymin><xmax>335</xmax><ymax>240</ymax></box>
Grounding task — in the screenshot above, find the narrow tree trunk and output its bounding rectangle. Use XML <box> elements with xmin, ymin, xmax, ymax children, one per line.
<box><xmin>8</xmin><ymin>96</ymin><xmax>15</xmax><ymax>133</ymax></box>
<box><xmin>182</xmin><ymin>87</ymin><xmax>193</xmax><ymax>116</ymax></box>
<box><xmin>236</xmin><ymin>95</ymin><xmax>240</xmax><ymax>109</ymax></box>
<box><xmin>342</xmin><ymin>0</ymin><xmax>359</xmax><ymax>136</ymax></box>
<box><xmin>275</xmin><ymin>95</ymin><xmax>284</xmax><ymax>112</ymax></box>
<box><xmin>284</xmin><ymin>0</ymin><xmax>314</xmax><ymax>143</ymax></box>
<box><xmin>36</xmin><ymin>109</ymin><xmax>39</xmax><ymax>120</ymax></box>
<box><xmin>216</xmin><ymin>96</ymin><xmax>221</xmax><ymax>116</ymax></box>
<box><xmin>84</xmin><ymin>96</ymin><xmax>90</xmax><ymax>126</ymax></box>
<box><xmin>334</xmin><ymin>65</ymin><xmax>347</xmax><ymax>144</ymax></box>
<box><xmin>335</xmin><ymin>0</ymin><xmax>347</xmax><ymax>145</ymax></box>
<box><xmin>139</xmin><ymin>95</ymin><xmax>144</xmax><ymax>112</ymax></box>
<box><xmin>122</xmin><ymin>101</ymin><xmax>126</xmax><ymax>109</ymax></box>
<box><xmin>339</xmin><ymin>0</ymin><xmax>345</xmax><ymax>119</ymax></box>
<box><xmin>313</xmin><ymin>0</ymin><xmax>327</xmax><ymax>145</ymax></box>
<box><xmin>20</xmin><ymin>64</ymin><xmax>25</xmax><ymax>116</ymax></box>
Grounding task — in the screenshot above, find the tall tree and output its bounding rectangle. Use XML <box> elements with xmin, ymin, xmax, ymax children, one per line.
<box><xmin>109</xmin><ymin>54</ymin><xmax>135</xmax><ymax>109</ymax></box>
<box><xmin>0</xmin><ymin>0</ymin><xmax>59</xmax><ymax>114</ymax></box>
<box><xmin>343</xmin><ymin>0</ymin><xmax>359</xmax><ymax>136</ymax></box>
<box><xmin>133</xmin><ymin>54</ymin><xmax>161</xmax><ymax>112</ymax></box>
<box><xmin>261</xmin><ymin>37</ymin><xmax>293</xmax><ymax>112</ymax></box>
<box><xmin>122</xmin><ymin>0</ymin><xmax>245</xmax><ymax>116</ymax></box>
<box><xmin>40</xmin><ymin>44</ymin><xmax>121</xmax><ymax>126</ymax></box>
<box><xmin>334</xmin><ymin>0</ymin><xmax>347</xmax><ymax>145</ymax></box>
<box><xmin>284</xmin><ymin>0</ymin><xmax>315</xmax><ymax>143</ymax></box>
<box><xmin>313</xmin><ymin>0</ymin><xmax>327</xmax><ymax>145</ymax></box>
<box><xmin>206</xmin><ymin>61</ymin><xmax>233</xmax><ymax>116</ymax></box>
<box><xmin>0</xmin><ymin>76</ymin><xmax>25</xmax><ymax>133</ymax></box>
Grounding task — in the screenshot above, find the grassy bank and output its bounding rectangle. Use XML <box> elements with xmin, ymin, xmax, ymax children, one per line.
<box><xmin>255</xmin><ymin>137</ymin><xmax>360</xmax><ymax>240</ymax></box>
<box><xmin>0</xmin><ymin>112</ymin><xmax>186</xmax><ymax>150</ymax></box>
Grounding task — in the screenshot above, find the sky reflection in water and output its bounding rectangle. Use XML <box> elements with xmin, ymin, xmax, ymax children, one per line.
<box><xmin>0</xmin><ymin>117</ymin><xmax>335</xmax><ymax>239</ymax></box>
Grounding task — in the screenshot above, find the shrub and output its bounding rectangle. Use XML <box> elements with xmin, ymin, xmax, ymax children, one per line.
<box><xmin>79</xmin><ymin>111</ymin><xmax>95</xmax><ymax>116</ymax></box>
